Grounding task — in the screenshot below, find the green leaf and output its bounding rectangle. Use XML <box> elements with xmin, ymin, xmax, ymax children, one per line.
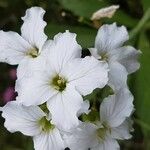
<box><xmin>59</xmin><ymin>0</ymin><xmax>109</xmax><ymax>19</ymax></box>
<box><xmin>135</xmin><ymin>31</ymin><xmax>150</xmax><ymax>137</ymax></box>
<box><xmin>58</xmin><ymin>0</ymin><xmax>138</xmax><ymax>27</ymax></box>
<box><xmin>141</xmin><ymin>0</ymin><xmax>150</xmax><ymax>12</ymax></box>
<box><xmin>45</xmin><ymin>23</ymin><xmax>97</xmax><ymax>48</ymax></box>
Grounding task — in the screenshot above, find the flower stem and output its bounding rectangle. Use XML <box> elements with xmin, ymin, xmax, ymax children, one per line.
<box><xmin>129</xmin><ymin>7</ymin><xmax>150</xmax><ymax>40</ymax></box>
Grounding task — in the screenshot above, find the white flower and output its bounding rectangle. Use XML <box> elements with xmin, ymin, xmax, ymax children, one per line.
<box><xmin>1</xmin><ymin>101</ymin><xmax>65</xmax><ymax>150</ymax></box>
<box><xmin>0</xmin><ymin>7</ymin><xmax>49</xmax><ymax>79</ymax></box>
<box><xmin>16</xmin><ymin>30</ymin><xmax>108</xmax><ymax>130</ymax></box>
<box><xmin>89</xmin><ymin>23</ymin><xmax>141</xmax><ymax>90</ymax></box>
<box><xmin>65</xmin><ymin>88</ymin><xmax>134</xmax><ymax>150</ymax></box>
<box><xmin>91</xmin><ymin>5</ymin><xmax>120</xmax><ymax>20</ymax></box>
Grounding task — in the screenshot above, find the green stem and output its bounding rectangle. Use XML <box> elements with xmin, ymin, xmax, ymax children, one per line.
<box><xmin>134</xmin><ymin>118</ymin><xmax>150</xmax><ymax>131</ymax></box>
<box><xmin>129</xmin><ymin>7</ymin><xmax>150</xmax><ymax>40</ymax></box>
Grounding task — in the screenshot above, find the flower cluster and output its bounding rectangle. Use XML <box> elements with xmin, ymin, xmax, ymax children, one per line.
<box><xmin>0</xmin><ymin>7</ymin><xmax>141</xmax><ymax>150</ymax></box>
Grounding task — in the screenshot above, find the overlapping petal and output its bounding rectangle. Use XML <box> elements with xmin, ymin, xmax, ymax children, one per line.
<box><xmin>111</xmin><ymin>118</ymin><xmax>133</xmax><ymax>140</ymax></box>
<box><xmin>95</xmin><ymin>23</ymin><xmax>129</xmax><ymax>53</ymax></box>
<box><xmin>16</xmin><ymin>71</ymin><xmax>58</xmax><ymax>106</ymax></box>
<box><xmin>108</xmin><ymin>62</ymin><xmax>128</xmax><ymax>90</ymax></box>
<box><xmin>65</xmin><ymin>123</ymin><xmax>98</xmax><ymax>150</ymax></box>
<box><xmin>61</xmin><ymin>56</ymin><xmax>108</xmax><ymax>95</ymax></box>
<box><xmin>47</xmin><ymin>86</ymin><xmax>83</xmax><ymax>130</ymax></box>
<box><xmin>92</xmin><ymin>138</ymin><xmax>120</xmax><ymax>150</ymax></box>
<box><xmin>100</xmin><ymin>88</ymin><xmax>134</xmax><ymax>127</ymax></box>
<box><xmin>117</xmin><ymin>46</ymin><xmax>141</xmax><ymax>74</ymax></box>
<box><xmin>0</xmin><ymin>31</ymin><xmax>32</xmax><ymax>64</ymax></box>
<box><xmin>33</xmin><ymin>128</ymin><xmax>65</xmax><ymax>150</ymax></box>
<box><xmin>1</xmin><ymin>101</ymin><xmax>45</xmax><ymax>136</ymax></box>
<box><xmin>46</xmin><ymin>31</ymin><xmax>82</xmax><ymax>73</ymax></box>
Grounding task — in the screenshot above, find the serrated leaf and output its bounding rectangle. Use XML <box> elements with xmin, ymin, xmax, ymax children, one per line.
<box><xmin>45</xmin><ymin>23</ymin><xmax>97</xmax><ymax>48</ymax></box>
<box><xmin>135</xmin><ymin>31</ymin><xmax>150</xmax><ymax>137</ymax></box>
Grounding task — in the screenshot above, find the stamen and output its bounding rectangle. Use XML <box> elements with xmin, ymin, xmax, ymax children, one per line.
<box><xmin>26</xmin><ymin>47</ymin><xmax>39</xmax><ymax>58</ymax></box>
<box><xmin>51</xmin><ymin>75</ymin><xmax>67</xmax><ymax>92</ymax></box>
<box><xmin>38</xmin><ymin>117</ymin><xmax>55</xmax><ymax>132</ymax></box>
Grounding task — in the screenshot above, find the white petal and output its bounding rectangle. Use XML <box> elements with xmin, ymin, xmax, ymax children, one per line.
<box><xmin>46</xmin><ymin>30</ymin><xmax>82</xmax><ymax>73</ymax></box>
<box><xmin>33</xmin><ymin>128</ymin><xmax>65</xmax><ymax>150</ymax></box>
<box><xmin>61</xmin><ymin>56</ymin><xmax>108</xmax><ymax>96</ymax></box>
<box><xmin>0</xmin><ymin>31</ymin><xmax>32</xmax><ymax>65</ymax></box>
<box><xmin>100</xmin><ymin>88</ymin><xmax>134</xmax><ymax>127</ymax></box>
<box><xmin>65</xmin><ymin>123</ymin><xmax>98</xmax><ymax>150</ymax></box>
<box><xmin>17</xmin><ymin>54</ymin><xmax>47</xmax><ymax>79</ymax></box>
<box><xmin>16</xmin><ymin>71</ymin><xmax>57</xmax><ymax>106</ymax></box>
<box><xmin>1</xmin><ymin>101</ymin><xmax>45</xmax><ymax>136</ymax></box>
<box><xmin>21</xmin><ymin>7</ymin><xmax>47</xmax><ymax>50</ymax></box>
<box><xmin>117</xmin><ymin>46</ymin><xmax>141</xmax><ymax>74</ymax></box>
<box><xmin>95</xmin><ymin>23</ymin><xmax>129</xmax><ymax>53</ymax></box>
<box><xmin>111</xmin><ymin>118</ymin><xmax>133</xmax><ymax>140</ymax></box>
<box><xmin>47</xmin><ymin>86</ymin><xmax>83</xmax><ymax>130</ymax></box>
<box><xmin>89</xmin><ymin>48</ymin><xmax>101</xmax><ymax>59</ymax></box>
<box><xmin>92</xmin><ymin>138</ymin><xmax>120</xmax><ymax>150</ymax></box>
<box><xmin>77</xmin><ymin>100</ymin><xmax>90</xmax><ymax>117</ymax></box>
<box><xmin>108</xmin><ymin>62</ymin><xmax>128</xmax><ymax>90</ymax></box>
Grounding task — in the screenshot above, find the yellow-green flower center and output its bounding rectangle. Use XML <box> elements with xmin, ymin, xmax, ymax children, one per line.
<box><xmin>99</xmin><ymin>52</ymin><xmax>109</xmax><ymax>61</ymax></box>
<box><xmin>51</xmin><ymin>75</ymin><xmax>67</xmax><ymax>92</ymax></box>
<box><xmin>38</xmin><ymin>116</ymin><xmax>55</xmax><ymax>132</ymax></box>
<box><xmin>26</xmin><ymin>47</ymin><xmax>39</xmax><ymax>58</ymax></box>
<box><xmin>96</xmin><ymin>128</ymin><xmax>107</xmax><ymax>141</ymax></box>
<box><xmin>96</xmin><ymin>123</ymin><xmax>110</xmax><ymax>141</ymax></box>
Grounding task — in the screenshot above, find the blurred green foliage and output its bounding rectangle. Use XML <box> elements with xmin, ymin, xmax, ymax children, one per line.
<box><xmin>0</xmin><ymin>0</ymin><xmax>150</xmax><ymax>150</ymax></box>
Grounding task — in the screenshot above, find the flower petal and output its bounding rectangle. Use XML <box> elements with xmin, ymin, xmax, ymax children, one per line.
<box><xmin>33</xmin><ymin>128</ymin><xmax>65</xmax><ymax>150</ymax></box>
<box><xmin>0</xmin><ymin>31</ymin><xmax>32</xmax><ymax>65</ymax></box>
<box><xmin>17</xmin><ymin>54</ymin><xmax>47</xmax><ymax>79</ymax></box>
<box><xmin>61</xmin><ymin>56</ymin><xmax>108</xmax><ymax>96</ymax></box>
<box><xmin>117</xmin><ymin>46</ymin><xmax>141</xmax><ymax>74</ymax></box>
<box><xmin>77</xmin><ymin>100</ymin><xmax>90</xmax><ymax>117</ymax></box>
<box><xmin>47</xmin><ymin>86</ymin><xmax>83</xmax><ymax>130</ymax></box>
<box><xmin>92</xmin><ymin>138</ymin><xmax>120</xmax><ymax>150</ymax></box>
<box><xmin>16</xmin><ymin>71</ymin><xmax>57</xmax><ymax>106</ymax></box>
<box><xmin>1</xmin><ymin>101</ymin><xmax>45</xmax><ymax>136</ymax></box>
<box><xmin>111</xmin><ymin>118</ymin><xmax>133</xmax><ymax>140</ymax></box>
<box><xmin>46</xmin><ymin>31</ymin><xmax>82</xmax><ymax>73</ymax></box>
<box><xmin>108</xmin><ymin>62</ymin><xmax>128</xmax><ymax>90</ymax></box>
<box><xmin>95</xmin><ymin>23</ymin><xmax>129</xmax><ymax>53</ymax></box>
<box><xmin>21</xmin><ymin>7</ymin><xmax>47</xmax><ymax>50</ymax></box>
<box><xmin>100</xmin><ymin>88</ymin><xmax>134</xmax><ymax>127</ymax></box>
<box><xmin>65</xmin><ymin>123</ymin><xmax>98</xmax><ymax>150</ymax></box>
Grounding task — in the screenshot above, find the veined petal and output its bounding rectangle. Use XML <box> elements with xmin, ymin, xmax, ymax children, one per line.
<box><xmin>47</xmin><ymin>86</ymin><xmax>83</xmax><ymax>131</ymax></box>
<box><xmin>33</xmin><ymin>128</ymin><xmax>65</xmax><ymax>150</ymax></box>
<box><xmin>111</xmin><ymin>118</ymin><xmax>133</xmax><ymax>140</ymax></box>
<box><xmin>21</xmin><ymin>7</ymin><xmax>47</xmax><ymax>50</ymax></box>
<box><xmin>61</xmin><ymin>56</ymin><xmax>108</xmax><ymax>96</ymax></box>
<box><xmin>1</xmin><ymin>101</ymin><xmax>45</xmax><ymax>136</ymax></box>
<box><xmin>100</xmin><ymin>88</ymin><xmax>134</xmax><ymax>128</ymax></box>
<box><xmin>108</xmin><ymin>62</ymin><xmax>128</xmax><ymax>90</ymax></box>
<box><xmin>89</xmin><ymin>48</ymin><xmax>101</xmax><ymax>60</ymax></box>
<box><xmin>46</xmin><ymin>31</ymin><xmax>82</xmax><ymax>73</ymax></box>
<box><xmin>16</xmin><ymin>71</ymin><xmax>57</xmax><ymax>106</ymax></box>
<box><xmin>17</xmin><ymin>54</ymin><xmax>47</xmax><ymax>79</ymax></box>
<box><xmin>95</xmin><ymin>23</ymin><xmax>129</xmax><ymax>53</ymax></box>
<box><xmin>65</xmin><ymin>123</ymin><xmax>98</xmax><ymax>150</ymax></box>
<box><xmin>0</xmin><ymin>31</ymin><xmax>32</xmax><ymax>65</ymax></box>
<box><xmin>117</xmin><ymin>46</ymin><xmax>141</xmax><ymax>74</ymax></box>
<box><xmin>92</xmin><ymin>138</ymin><xmax>120</xmax><ymax>150</ymax></box>
<box><xmin>77</xmin><ymin>100</ymin><xmax>90</xmax><ymax>117</ymax></box>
